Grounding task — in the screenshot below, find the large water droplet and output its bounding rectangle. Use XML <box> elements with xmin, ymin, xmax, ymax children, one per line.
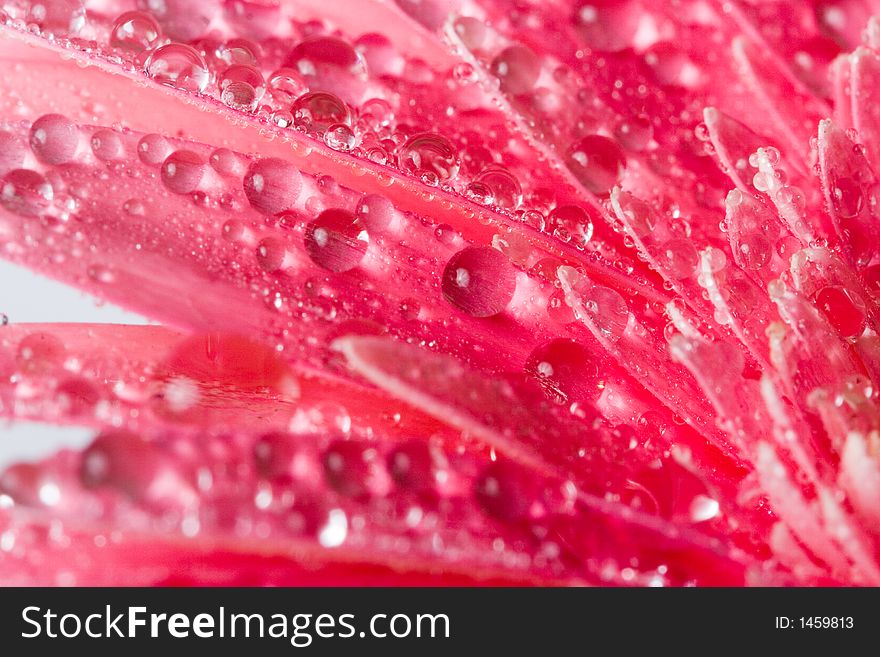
<box><xmin>303</xmin><ymin>208</ymin><xmax>369</xmax><ymax>273</ymax></box>
<box><xmin>137</xmin><ymin>133</ymin><xmax>171</xmax><ymax>166</ymax></box>
<box><xmin>473</xmin><ymin>165</ymin><xmax>523</xmax><ymax>210</ymax></box>
<box><xmin>442</xmin><ymin>246</ymin><xmax>517</xmax><ymax>317</ymax></box>
<box><xmin>814</xmin><ymin>285</ymin><xmax>867</xmax><ymax>338</ymax></box>
<box><xmin>285</xmin><ymin>36</ymin><xmax>368</xmax><ymax>103</ymax></box>
<box><xmin>136</xmin><ymin>0</ymin><xmax>215</xmax><ymax>41</ymax></box>
<box><xmin>110</xmin><ymin>10</ymin><xmax>162</xmax><ymax>52</ymax></box>
<box><xmin>267</xmin><ymin>67</ymin><xmax>307</xmax><ymax>105</ymax></box>
<box><xmin>80</xmin><ymin>430</ymin><xmax>196</xmax><ymax>508</ymax></box>
<box><xmin>476</xmin><ymin>461</ymin><xmax>541</xmax><ymax>521</ymax></box>
<box><xmin>399</xmin><ymin>132</ymin><xmax>460</xmax><ymax>182</ymax></box>
<box><xmin>27</xmin><ymin>0</ymin><xmax>85</xmax><ymax>34</ymax></box>
<box><xmin>161</xmin><ymin>150</ymin><xmax>205</xmax><ymax>194</ymax></box>
<box><xmin>322</xmin><ymin>440</ymin><xmax>390</xmax><ymax>498</ymax></box>
<box><xmin>292</xmin><ymin>91</ymin><xmax>351</xmax><ymax>132</ymax></box>
<box><xmin>355</xmin><ymin>194</ymin><xmax>395</xmax><ymax>231</ymax></box>
<box><xmin>579</xmin><ymin>284</ymin><xmax>630</xmax><ymax>341</ymax></box>
<box><xmin>490</xmin><ymin>45</ymin><xmax>541</xmax><ymax>95</ymax></box>
<box><xmin>29</xmin><ymin>114</ymin><xmax>78</xmax><ymax>165</ymax></box>
<box><xmin>90</xmin><ymin>129</ymin><xmax>123</xmax><ymax>161</ymax></box>
<box><xmin>145</xmin><ymin>43</ymin><xmax>210</xmax><ymax>93</ymax></box>
<box><xmin>243</xmin><ymin>158</ymin><xmax>303</xmax><ymax>215</ymax></box>
<box><xmin>1</xmin><ymin>169</ymin><xmax>53</xmax><ymax>217</ymax></box>
<box><xmin>566</xmin><ymin>135</ymin><xmax>626</xmax><ymax>196</ymax></box>
<box><xmin>525</xmin><ymin>339</ymin><xmax>600</xmax><ymax>403</ymax></box>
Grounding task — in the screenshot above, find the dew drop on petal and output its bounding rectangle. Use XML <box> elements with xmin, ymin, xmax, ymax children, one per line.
<box><xmin>145</xmin><ymin>43</ymin><xmax>210</xmax><ymax>93</ymax></box>
<box><xmin>525</xmin><ymin>338</ymin><xmax>600</xmax><ymax>402</ymax></box>
<box><xmin>90</xmin><ymin>129</ymin><xmax>123</xmax><ymax>161</ymax></box>
<box><xmin>490</xmin><ymin>45</ymin><xmax>542</xmax><ymax>95</ymax></box>
<box><xmin>399</xmin><ymin>132</ymin><xmax>460</xmax><ymax>182</ymax></box>
<box><xmin>355</xmin><ymin>194</ymin><xmax>395</xmax><ymax>231</ymax></box>
<box><xmin>814</xmin><ymin>285</ymin><xmax>866</xmax><ymax>338</ymax></box>
<box><xmin>110</xmin><ymin>10</ymin><xmax>162</xmax><ymax>52</ymax></box>
<box><xmin>473</xmin><ymin>165</ymin><xmax>523</xmax><ymax>210</ymax></box>
<box><xmin>243</xmin><ymin>158</ymin><xmax>303</xmax><ymax>215</ymax></box>
<box><xmin>1</xmin><ymin>169</ymin><xmax>53</xmax><ymax>217</ymax></box>
<box><xmin>161</xmin><ymin>150</ymin><xmax>205</xmax><ymax>195</ymax></box>
<box><xmin>579</xmin><ymin>284</ymin><xmax>630</xmax><ymax>341</ymax></box>
<box><xmin>303</xmin><ymin>208</ymin><xmax>369</xmax><ymax>273</ymax></box>
<box><xmin>256</xmin><ymin>237</ymin><xmax>287</xmax><ymax>272</ymax></box>
<box><xmin>324</xmin><ymin>123</ymin><xmax>357</xmax><ymax>151</ymax></box>
<box><xmin>29</xmin><ymin>114</ymin><xmax>79</xmax><ymax>165</ymax></box>
<box><xmin>27</xmin><ymin>0</ymin><xmax>85</xmax><ymax>34</ymax></box>
<box><xmin>137</xmin><ymin>133</ymin><xmax>171</xmax><ymax>166</ymax></box>
<box><xmin>267</xmin><ymin>67</ymin><xmax>307</xmax><ymax>105</ymax></box>
<box><xmin>566</xmin><ymin>135</ymin><xmax>626</xmax><ymax>196</ymax></box>
<box><xmin>292</xmin><ymin>91</ymin><xmax>351</xmax><ymax>132</ymax></box>
<box><xmin>442</xmin><ymin>246</ymin><xmax>517</xmax><ymax>317</ymax></box>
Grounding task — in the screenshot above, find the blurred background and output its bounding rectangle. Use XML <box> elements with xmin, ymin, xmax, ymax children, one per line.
<box><xmin>0</xmin><ymin>260</ymin><xmax>151</xmax><ymax>469</ymax></box>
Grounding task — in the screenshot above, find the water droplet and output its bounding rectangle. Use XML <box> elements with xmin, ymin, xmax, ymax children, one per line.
<box><xmin>255</xmin><ymin>237</ymin><xmax>287</xmax><ymax>272</ymax></box>
<box><xmin>573</xmin><ymin>0</ymin><xmax>641</xmax><ymax>52</ymax></box>
<box><xmin>16</xmin><ymin>332</ymin><xmax>65</xmax><ymax>374</ymax></box>
<box><xmin>292</xmin><ymin>91</ymin><xmax>351</xmax><ymax>132</ymax></box>
<box><xmin>399</xmin><ymin>132</ymin><xmax>460</xmax><ymax>182</ymax></box>
<box><xmin>29</xmin><ymin>114</ymin><xmax>78</xmax><ymax>165</ymax></box>
<box><xmin>355</xmin><ymin>194</ymin><xmax>394</xmax><ymax>231</ymax></box>
<box><xmin>579</xmin><ymin>284</ymin><xmax>630</xmax><ymax>341</ymax></box>
<box><xmin>1</xmin><ymin>169</ymin><xmax>53</xmax><ymax>217</ymax></box>
<box><xmin>285</xmin><ymin>36</ymin><xmax>368</xmax><ymax>103</ymax></box>
<box><xmin>476</xmin><ymin>461</ymin><xmax>540</xmax><ymax>520</ymax></box>
<box><xmin>161</xmin><ymin>150</ymin><xmax>205</xmax><ymax>195</ymax></box>
<box><xmin>359</xmin><ymin>98</ymin><xmax>395</xmax><ymax>130</ymax></box>
<box><xmin>525</xmin><ymin>339</ymin><xmax>600</xmax><ymax>402</ymax></box>
<box><xmin>814</xmin><ymin>285</ymin><xmax>866</xmax><ymax>338</ymax></box>
<box><xmin>209</xmin><ymin>148</ymin><xmax>243</xmax><ymax>177</ymax></box>
<box><xmin>317</xmin><ymin>508</ymin><xmax>348</xmax><ymax>547</ymax></box>
<box><xmin>442</xmin><ymin>246</ymin><xmax>517</xmax><ymax>317</ymax></box>
<box><xmin>135</xmin><ymin>0</ymin><xmax>214</xmax><ymax>42</ymax></box>
<box><xmin>267</xmin><ymin>67</ymin><xmax>307</xmax><ymax>105</ymax></box>
<box><xmin>80</xmin><ymin>430</ymin><xmax>195</xmax><ymax>508</ymax></box>
<box><xmin>322</xmin><ymin>440</ymin><xmax>390</xmax><ymax>498</ymax></box>
<box><xmin>243</xmin><ymin>158</ymin><xmax>303</xmax><ymax>215</ymax></box>
<box><xmin>831</xmin><ymin>176</ymin><xmax>864</xmax><ymax>219</ymax></box>
<box><xmin>219</xmin><ymin>64</ymin><xmax>265</xmax><ymax>108</ymax></box>
<box><xmin>110</xmin><ymin>10</ymin><xmax>162</xmax><ymax>52</ymax></box>
<box><xmin>473</xmin><ymin>165</ymin><xmax>523</xmax><ymax>210</ymax></box>
<box><xmin>735</xmin><ymin>232</ymin><xmax>772</xmax><ymax>270</ymax></box>
<box><xmin>27</xmin><ymin>0</ymin><xmax>85</xmax><ymax>34</ymax></box>
<box><xmin>90</xmin><ymin>129</ymin><xmax>123</xmax><ymax>161</ymax></box>
<box><xmin>145</xmin><ymin>43</ymin><xmax>210</xmax><ymax>93</ymax></box>
<box><xmin>549</xmin><ymin>205</ymin><xmax>595</xmax><ymax>248</ymax></box>
<box><xmin>656</xmin><ymin>238</ymin><xmax>699</xmax><ymax>279</ymax></box>
<box><xmin>566</xmin><ymin>135</ymin><xmax>626</xmax><ymax>195</ymax></box>
<box><xmin>388</xmin><ymin>441</ymin><xmax>447</xmax><ymax>492</ymax></box>
<box><xmin>304</xmin><ymin>208</ymin><xmax>369</xmax><ymax>272</ymax></box>
<box><xmin>324</xmin><ymin>123</ymin><xmax>357</xmax><ymax>151</ymax></box>
<box><xmin>137</xmin><ymin>133</ymin><xmax>171</xmax><ymax>166</ymax></box>
<box><xmin>490</xmin><ymin>44</ymin><xmax>541</xmax><ymax>95</ymax></box>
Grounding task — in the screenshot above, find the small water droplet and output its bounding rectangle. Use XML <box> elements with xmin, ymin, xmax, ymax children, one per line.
<box><xmin>145</xmin><ymin>43</ymin><xmax>210</xmax><ymax>93</ymax></box>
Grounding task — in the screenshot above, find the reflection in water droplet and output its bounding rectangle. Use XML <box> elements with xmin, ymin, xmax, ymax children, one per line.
<box><xmin>399</xmin><ymin>132</ymin><xmax>460</xmax><ymax>182</ymax></box>
<box><xmin>566</xmin><ymin>135</ymin><xmax>626</xmax><ymax>195</ymax></box>
<box><xmin>490</xmin><ymin>45</ymin><xmax>541</xmax><ymax>95</ymax></box>
<box><xmin>29</xmin><ymin>114</ymin><xmax>79</xmax><ymax>165</ymax></box>
<box><xmin>292</xmin><ymin>91</ymin><xmax>351</xmax><ymax>132</ymax></box>
<box><xmin>441</xmin><ymin>246</ymin><xmax>517</xmax><ymax>317</ymax></box>
<box><xmin>161</xmin><ymin>150</ymin><xmax>205</xmax><ymax>195</ymax></box>
<box><xmin>145</xmin><ymin>43</ymin><xmax>210</xmax><ymax>93</ymax></box>
<box><xmin>110</xmin><ymin>10</ymin><xmax>162</xmax><ymax>52</ymax></box>
<box><xmin>243</xmin><ymin>158</ymin><xmax>303</xmax><ymax>215</ymax></box>
<box><xmin>1</xmin><ymin>169</ymin><xmax>53</xmax><ymax>217</ymax></box>
<box><xmin>303</xmin><ymin>209</ymin><xmax>369</xmax><ymax>272</ymax></box>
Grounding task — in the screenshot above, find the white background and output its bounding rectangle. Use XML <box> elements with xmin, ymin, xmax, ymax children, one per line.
<box><xmin>0</xmin><ymin>260</ymin><xmax>151</xmax><ymax>468</ymax></box>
